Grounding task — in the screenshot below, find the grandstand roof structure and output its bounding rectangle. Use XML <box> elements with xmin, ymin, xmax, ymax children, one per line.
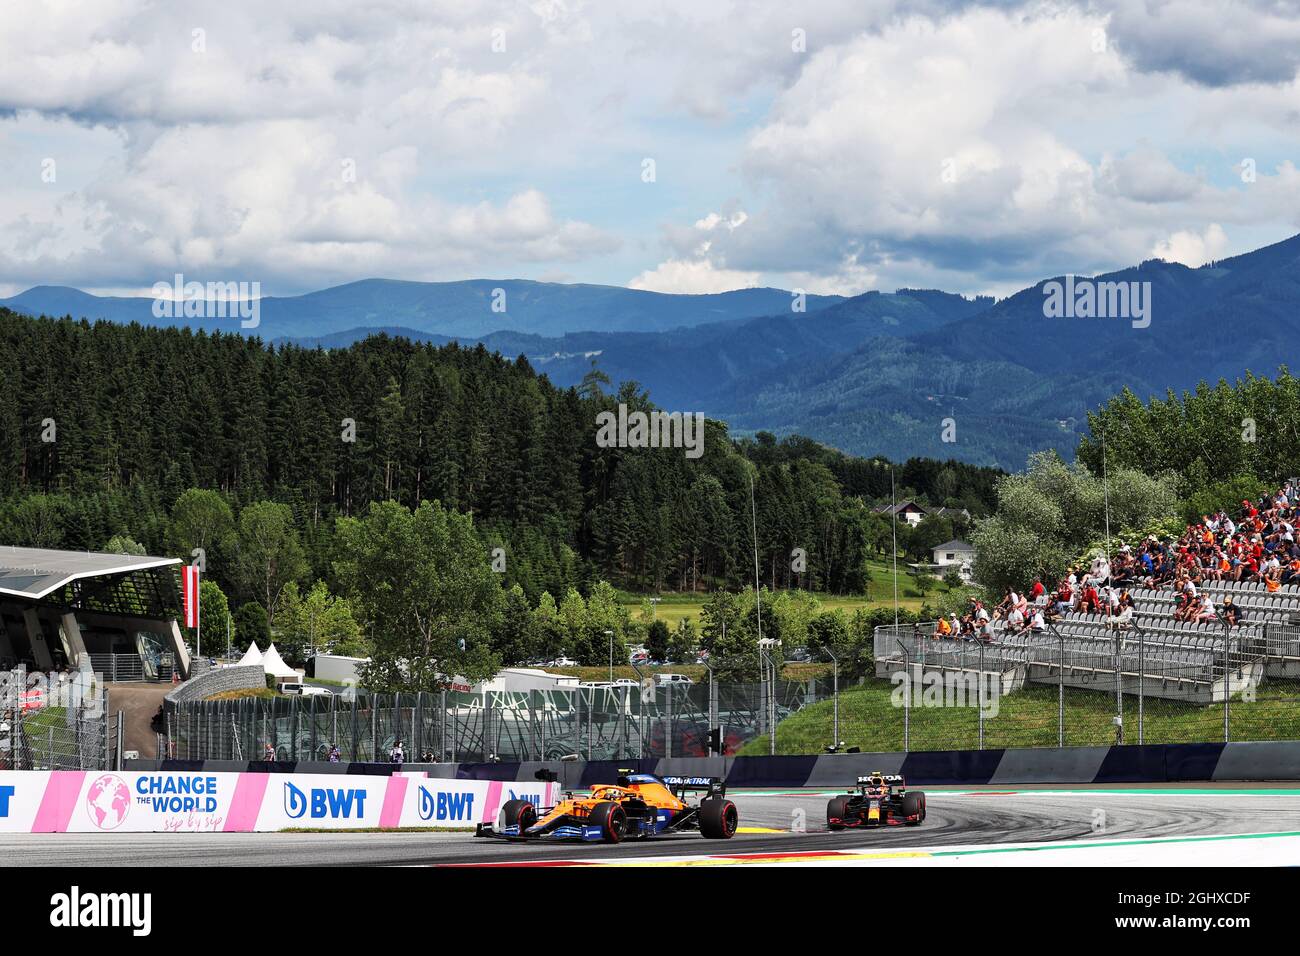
<box><xmin>0</xmin><ymin>546</ymin><xmax>180</xmax><ymax>601</ymax></box>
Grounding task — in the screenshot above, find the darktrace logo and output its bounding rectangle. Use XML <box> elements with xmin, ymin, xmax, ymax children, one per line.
<box><xmin>49</xmin><ymin>886</ymin><xmax>151</xmax><ymax>936</ymax></box>
<box><xmin>283</xmin><ymin>780</ymin><xmax>367</xmax><ymax>820</ymax></box>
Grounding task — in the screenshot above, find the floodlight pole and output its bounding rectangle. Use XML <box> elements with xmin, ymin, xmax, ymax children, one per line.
<box><xmin>750</xmin><ymin>475</ymin><xmax>763</xmax><ymax>646</ymax></box>
<box><xmin>891</xmin><ymin>467</ymin><xmax>900</xmax><ymax>632</ymax></box>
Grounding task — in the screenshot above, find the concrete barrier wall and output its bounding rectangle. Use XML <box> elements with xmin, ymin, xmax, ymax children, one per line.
<box><xmin>126</xmin><ymin>739</ymin><xmax>1300</xmax><ymax>787</ymax></box>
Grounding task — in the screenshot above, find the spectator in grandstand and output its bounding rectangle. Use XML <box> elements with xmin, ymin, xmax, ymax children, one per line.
<box><xmin>1079</xmin><ymin>581</ymin><xmax>1101</xmax><ymax>615</ymax></box>
<box><xmin>327</xmin><ymin>743</ymin><xmax>341</xmax><ymax>763</ymax></box>
<box><xmin>1054</xmin><ymin>578</ymin><xmax>1073</xmax><ymax>615</ymax></box>
<box><xmin>262</xmin><ymin>742</ymin><xmax>275</xmax><ymax>762</ymax></box>
<box><xmin>1284</xmin><ymin>556</ymin><xmax>1300</xmax><ymax>585</ymax></box>
<box><xmin>1029</xmin><ymin>606</ymin><xmax>1046</xmax><ymax>633</ymax></box>
<box><xmin>1192</xmin><ymin>593</ymin><xmax>1217</xmax><ymax>623</ymax></box>
<box><xmin>935</xmin><ymin>616</ymin><xmax>952</xmax><ymax>637</ymax></box>
<box><xmin>390</xmin><ymin>740</ymin><xmax>405</xmax><ymax>765</ymax></box>
<box><xmin>1106</xmin><ymin>593</ymin><xmax>1134</xmax><ymax>630</ymax></box>
<box><xmin>1223</xmin><ymin>597</ymin><xmax>1246</xmax><ymax>627</ymax></box>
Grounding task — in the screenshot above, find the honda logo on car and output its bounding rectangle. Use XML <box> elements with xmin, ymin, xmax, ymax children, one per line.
<box><xmin>283</xmin><ymin>780</ymin><xmax>367</xmax><ymax>820</ymax></box>
<box><xmin>417</xmin><ymin>785</ymin><xmax>475</xmax><ymax>822</ymax></box>
<box><xmin>134</xmin><ymin>774</ymin><xmax>220</xmax><ymax>813</ymax></box>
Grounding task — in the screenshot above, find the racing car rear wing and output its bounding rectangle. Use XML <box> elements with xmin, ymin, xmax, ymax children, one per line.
<box><xmin>857</xmin><ymin>773</ymin><xmax>905</xmax><ymax>787</ymax></box>
<box><xmin>660</xmin><ymin>775</ymin><xmax>727</xmax><ymax>798</ymax></box>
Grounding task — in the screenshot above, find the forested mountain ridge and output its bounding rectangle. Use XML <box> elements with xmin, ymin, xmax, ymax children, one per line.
<box><xmin>12</xmin><ymin>232</ymin><xmax>1300</xmax><ymax>472</ymax></box>
<box><xmin>0</xmin><ymin>308</ymin><xmax>1001</xmax><ymax>606</ymax></box>
<box><xmin>274</xmin><ymin>287</ymin><xmax>995</xmax><ymax>411</ymax></box>
<box><xmin>714</xmin><ymin>232</ymin><xmax>1300</xmax><ymax>468</ymax></box>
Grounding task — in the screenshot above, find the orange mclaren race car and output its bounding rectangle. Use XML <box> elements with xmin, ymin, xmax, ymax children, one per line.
<box><xmin>826</xmin><ymin>772</ymin><xmax>926</xmax><ymax>829</ymax></box>
<box><xmin>474</xmin><ymin>770</ymin><xmax>739</xmax><ymax>843</ymax></box>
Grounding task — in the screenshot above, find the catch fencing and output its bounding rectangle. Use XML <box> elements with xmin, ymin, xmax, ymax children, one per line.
<box><xmin>0</xmin><ymin>666</ymin><xmax>120</xmax><ymax>771</ymax></box>
<box><xmin>871</xmin><ymin>620</ymin><xmax>1300</xmax><ymax>751</ymax></box>
<box><xmin>162</xmin><ymin>618</ymin><xmax>1300</xmax><ymax>761</ymax></box>
<box><xmin>166</xmin><ymin>678</ymin><xmax>830</xmax><ymax>763</ymax></box>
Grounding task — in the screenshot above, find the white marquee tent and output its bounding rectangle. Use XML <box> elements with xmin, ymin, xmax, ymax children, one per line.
<box><xmin>260</xmin><ymin>643</ymin><xmax>298</xmax><ymax>680</ymax></box>
<box><xmin>236</xmin><ymin>642</ymin><xmax>264</xmax><ymax>668</ymax></box>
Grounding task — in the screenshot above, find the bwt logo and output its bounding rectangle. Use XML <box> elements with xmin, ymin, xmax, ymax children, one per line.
<box><xmin>283</xmin><ymin>781</ymin><xmax>367</xmax><ymax>820</ymax></box>
<box><xmin>0</xmin><ymin>784</ymin><xmax>13</xmax><ymax>817</ymax></box>
<box><xmin>417</xmin><ymin>787</ymin><xmax>477</xmax><ymax>822</ymax></box>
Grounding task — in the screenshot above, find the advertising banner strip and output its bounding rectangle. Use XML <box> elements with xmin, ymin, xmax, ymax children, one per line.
<box><xmin>223</xmin><ymin>772</ymin><xmax>270</xmax><ymax>832</ymax></box>
<box><xmin>0</xmin><ymin>771</ymin><xmax>553</xmax><ymax>834</ymax></box>
<box><xmin>482</xmin><ymin>780</ymin><xmax>504</xmax><ymax>824</ymax></box>
<box><xmin>33</xmin><ymin>770</ymin><xmax>84</xmax><ymax>832</ymax></box>
<box><xmin>379</xmin><ymin>775</ymin><xmax>408</xmax><ymax>829</ymax></box>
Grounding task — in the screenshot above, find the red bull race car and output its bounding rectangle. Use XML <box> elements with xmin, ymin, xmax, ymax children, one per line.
<box><xmin>826</xmin><ymin>772</ymin><xmax>926</xmax><ymax>829</ymax></box>
<box><xmin>474</xmin><ymin>769</ymin><xmax>739</xmax><ymax>843</ymax></box>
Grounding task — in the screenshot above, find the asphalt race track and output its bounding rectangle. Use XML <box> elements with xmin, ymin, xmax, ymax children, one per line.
<box><xmin>6</xmin><ymin>785</ymin><xmax>1300</xmax><ymax>866</ymax></box>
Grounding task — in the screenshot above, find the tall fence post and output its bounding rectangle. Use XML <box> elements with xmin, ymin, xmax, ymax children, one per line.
<box><xmin>896</xmin><ymin>639</ymin><xmax>910</xmax><ymax>753</ymax></box>
<box><xmin>664</xmin><ymin>683</ymin><xmax>672</xmax><ymax>760</ymax></box>
<box><xmin>103</xmin><ymin>698</ymin><xmax>112</xmax><ymax>770</ymax></box>
<box><xmin>1137</xmin><ymin>626</ymin><xmax>1145</xmax><ymax>745</ymax></box>
<box><xmin>826</xmin><ymin>648</ymin><xmax>840</xmax><ymax>749</ymax></box>
<box><xmin>1113</xmin><ymin>631</ymin><xmax>1124</xmax><ymax>745</ymax></box>
<box><xmin>1223</xmin><ymin>628</ymin><xmax>1231</xmax><ymax>743</ymax></box>
<box><xmin>415</xmin><ymin>692</ymin><xmax>424</xmax><ymax>760</ymax></box>
<box><xmin>977</xmin><ymin>642</ymin><xmax>985</xmax><ymax>750</ymax></box>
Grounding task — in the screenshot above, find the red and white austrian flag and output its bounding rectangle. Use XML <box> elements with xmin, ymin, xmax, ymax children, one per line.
<box><xmin>182</xmin><ymin>565</ymin><xmax>200</xmax><ymax>630</ymax></box>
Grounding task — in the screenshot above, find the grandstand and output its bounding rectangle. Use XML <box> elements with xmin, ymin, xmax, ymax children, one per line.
<box><xmin>0</xmin><ymin>546</ymin><xmax>190</xmax><ymax>680</ymax></box>
<box><xmin>876</xmin><ymin>612</ymin><xmax>1269</xmax><ymax>705</ymax></box>
<box><xmin>875</xmin><ymin>481</ymin><xmax>1300</xmax><ymax>707</ymax></box>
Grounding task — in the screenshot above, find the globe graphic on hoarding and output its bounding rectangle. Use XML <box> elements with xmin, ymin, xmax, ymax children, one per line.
<box><xmin>86</xmin><ymin>774</ymin><xmax>131</xmax><ymax>830</ymax></box>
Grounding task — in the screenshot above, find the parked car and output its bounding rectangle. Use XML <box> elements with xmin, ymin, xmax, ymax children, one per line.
<box><xmin>655</xmin><ymin>673</ymin><xmax>693</xmax><ymax>686</ymax></box>
<box><xmin>280</xmin><ymin>682</ymin><xmax>331</xmax><ymax>698</ymax></box>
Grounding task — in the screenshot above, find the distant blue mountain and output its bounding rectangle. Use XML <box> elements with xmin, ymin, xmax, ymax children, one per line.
<box><xmin>0</xmin><ymin>278</ymin><xmax>843</xmax><ymax>339</ymax></box>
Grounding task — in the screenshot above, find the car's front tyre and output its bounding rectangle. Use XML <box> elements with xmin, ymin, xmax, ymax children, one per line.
<box><xmin>500</xmin><ymin>798</ymin><xmax>537</xmax><ymax>833</ymax></box>
<box><xmin>589</xmin><ymin>801</ymin><xmax>628</xmax><ymax>843</ymax></box>
<box><xmin>827</xmin><ymin>796</ymin><xmax>850</xmax><ymax>831</ymax></box>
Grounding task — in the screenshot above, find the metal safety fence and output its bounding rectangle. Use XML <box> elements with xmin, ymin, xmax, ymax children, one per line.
<box><xmin>0</xmin><ymin>665</ymin><xmax>119</xmax><ymax>770</ymax></box>
<box><xmin>167</xmin><ymin>678</ymin><xmax>834</xmax><ymax>763</ymax></box>
<box><xmin>161</xmin><ymin>616</ymin><xmax>1300</xmax><ymax>762</ymax></box>
<box><xmin>869</xmin><ymin>620</ymin><xmax>1300</xmax><ymax>752</ymax></box>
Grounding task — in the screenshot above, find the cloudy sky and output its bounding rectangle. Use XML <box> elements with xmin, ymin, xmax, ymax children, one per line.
<box><xmin>1</xmin><ymin>0</ymin><xmax>1298</xmax><ymax>300</ymax></box>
